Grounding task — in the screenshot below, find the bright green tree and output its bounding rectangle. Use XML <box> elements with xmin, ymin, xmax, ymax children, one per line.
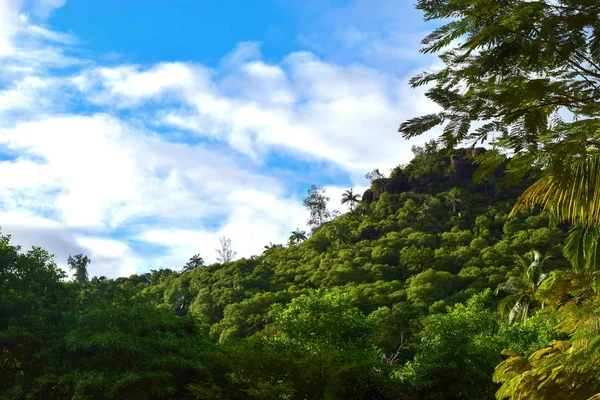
<box><xmin>401</xmin><ymin>291</ymin><xmax>503</xmax><ymax>400</ymax></box>
<box><xmin>496</xmin><ymin>250</ymin><xmax>550</xmax><ymax>324</ymax></box>
<box><xmin>270</xmin><ymin>290</ymin><xmax>371</xmax><ymax>353</ymax></box>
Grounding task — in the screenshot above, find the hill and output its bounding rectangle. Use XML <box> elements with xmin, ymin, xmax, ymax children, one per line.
<box><xmin>0</xmin><ymin>143</ymin><xmax>570</xmax><ymax>399</ymax></box>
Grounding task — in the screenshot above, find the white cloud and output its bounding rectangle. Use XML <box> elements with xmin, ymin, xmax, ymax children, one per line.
<box><xmin>0</xmin><ymin>0</ymin><xmax>70</xmax><ymax>54</ymax></box>
<box><xmin>81</xmin><ymin>48</ymin><xmax>440</xmax><ymax>177</ymax></box>
<box><xmin>0</xmin><ymin>0</ymin><xmax>22</xmax><ymax>56</ymax></box>
<box><xmin>139</xmin><ymin>187</ymin><xmax>309</xmax><ymax>268</ymax></box>
<box><xmin>0</xmin><ymin>1</ymin><xmax>442</xmax><ymax>277</ymax></box>
<box><xmin>32</xmin><ymin>0</ymin><xmax>66</xmax><ymax>17</ymax></box>
<box><xmin>77</xmin><ymin>236</ymin><xmax>137</xmax><ymax>277</ymax></box>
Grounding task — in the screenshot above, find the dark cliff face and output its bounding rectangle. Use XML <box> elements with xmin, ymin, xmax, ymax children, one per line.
<box><xmin>364</xmin><ymin>147</ymin><xmax>488</xmax><ymax>203</ymax></box>
<box><xmin>450</xmin><ymin>147</ymin><xmax>488</xmax><ymax>179</ymax></box>
<box><xmin>472</xmin><ymin>147</ymin><xmax>487</xmax><ymax>157</ymax></box>
<box><xmin>373</xmin><ymin>175</ymin><xmax>411</xmax><ymax>201</ymax></box>
<box><xmin>451</xmin><ymin>156</ymin><xmax>477</xmax><ymax>179</ymax></box>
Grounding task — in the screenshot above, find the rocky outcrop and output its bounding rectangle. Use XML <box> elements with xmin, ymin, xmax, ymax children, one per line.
<box><xmin>451</xmin><ymin>155</ymin><xmax>476</xmax><ymax>179</ymax></box>
<box><xmin>373</xmin><ymin>176</ymin><xmax>411</xmax><ymax>201</ymax></box>
<box><xmin>451</xmin><ymin>147</ymin><xmax>487</xmax><ymax>179</ymax></box>
<box><xmin>362</xmin><ymin>147</ymin><xmax>489</xmax><ymax>203</ymax></box>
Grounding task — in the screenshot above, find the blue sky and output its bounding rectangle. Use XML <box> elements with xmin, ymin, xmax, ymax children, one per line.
<box><xmin>0</xmin><ymin>0</ymin><xmax>439</xmax><ymax>277</ymax></box>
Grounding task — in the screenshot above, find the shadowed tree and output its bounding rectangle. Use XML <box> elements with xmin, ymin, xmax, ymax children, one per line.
<box><xmin>289</xmin><ymin>229</ymin><xmax>308</xmax><ymax>245</ymax></box>
<box><xmin>341</xmin><ymin>189</ymin><xmax>361</xmax><ymax>211</ymax></box>
<box><xmin>67</xmin><ymin>253</ymin><xmax>90</xmax><ymax>284</ymax></box>
<box><xmin>183</xmin><ymin>254</ymin><xmax>204</xmax><ymax>273</ymax></box>
<box><xmin>263</xmin><ymin>242</ymin><xmax>283</xmax><ymax>253</ymax></box>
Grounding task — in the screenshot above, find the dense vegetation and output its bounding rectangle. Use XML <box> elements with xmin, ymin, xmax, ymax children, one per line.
<box><xmin>0</xmin><ymin>142</ymin><xmax>576</xmax><ymax>399</ymax></box>
<box><xmin>4</xmin><ymin>0</ymin><xmax>600</xmax><ymax>398</ymax></box>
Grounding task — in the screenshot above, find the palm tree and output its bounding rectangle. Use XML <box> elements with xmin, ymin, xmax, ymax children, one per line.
<box><xmin>263</xmin><ymin>242</ymin><xmax>283</xmax><ymax>253</ymax></box>
<box><xmin>341</xmin><ymin>189</ymin><xmax>361</xmax><ymax>211</ymax></box>
<box><xmin>512</xmin><ymin>153</ymin><xmax>600</xmax><ymax>228</ymax></box>
<box><xmin>289</xmin><ymin>229</ymin><xmax>308</xmax><ymax>245</ymax></box>
<box><xmin>183</xmin><ymin>254</ymin><xmax>204</xmax><ymax>272</ymax></box>
<box><xmin>443</xmin><ymin>187</ymin><xmax>463</xmax><ymax>214</ymax></box>
<box><xmin>496</xmin><ymin>249</ymin><xmax>550</xmax><ymax>324</ymax></box>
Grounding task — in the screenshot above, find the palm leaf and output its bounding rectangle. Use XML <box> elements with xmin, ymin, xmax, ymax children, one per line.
<box><xmin>508</xmin><ymin>298</ymin><xmax>528</xmax><ymax>325</ymax></box>
<box><xmin>535</xmin><ymin>272</ymin><xmax>548</xmax><ymax>287</ymax></box>
<box><xmin>496</xmin><ymin>280</ymin><xmax>525</xmax><ymax>294</ymax></box>
<box><xmin>511</xmin><ymin>154</ymin><xmax>600</xmax><ymax>227</ymax></box>
<box><xmin>564</xmin><ymin>224</ymin><xmax>600</xmax><ymax>272</ymax></box>
<box><xmin>564</xmin><ymin>225</ymin><xmax>587</xmax><ymax>272</ymax></box>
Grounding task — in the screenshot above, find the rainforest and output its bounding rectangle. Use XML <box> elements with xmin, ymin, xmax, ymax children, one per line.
<box><xmin>3</xmin><ymin>0</ymin><xmax>600</xmax><ymax>399</ymax></box>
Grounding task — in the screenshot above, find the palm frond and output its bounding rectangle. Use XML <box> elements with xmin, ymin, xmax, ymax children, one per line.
<box><xmin>536</xmin><ymin>272</ymin><xmax>548</xmax><ymax>287</ymax></box>
<box><xmin>564</xmin><ymin>224</ymin><xmax>600</xmax><ymax>272</ymax></box>
<box><xmin>496</xmin><ymin>280</ymin><xmax>526</xmax><ymax>294</ymax></box>
<box><xmin>508</xmin><ymin>298</ymin><xmax>528</xmax><ymax>325</ymax></box>
<box><xmin>511</xmin><ymin>155</ymin><xmax>600</xmax><ymax>227</ymax></box>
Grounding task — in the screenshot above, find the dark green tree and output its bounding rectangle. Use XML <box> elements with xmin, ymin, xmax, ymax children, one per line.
<box><xmin>288</xmin><ymin>229</ymin><xmax>308</xmax><ymax>245</ymax></box>
<box><xmin>183</xmin><ymin>254</ymin><xmax>204</xmax><ymax>272</ymax></box>
<box><xmin>341</xmin><ymin>188</ymin><xmax>361</xmax><ymax>211</ymax></box>
<box><xmin>0</xmin><ymin>233</ymin><xmax>73</xmax><ymax>398</ymax></box>
<box><xmin>67</xmin><ymin>253</ymin><xmax>90</xmax><ymax>284</ymax></box>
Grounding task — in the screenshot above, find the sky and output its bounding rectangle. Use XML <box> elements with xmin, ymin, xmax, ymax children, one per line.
<box><xmin>0</xmin><ymin>0</ymin><xmax>440</xmax><ymax>277</ymax></box>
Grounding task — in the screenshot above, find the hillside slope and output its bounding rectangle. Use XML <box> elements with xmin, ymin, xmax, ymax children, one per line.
<box><xmin>136</xmin><ymin>143</ymin><xmax>568</xmax><ymax>350</ymax></box>
<box><xmin>1</xmin><ymin>143</ymin><xmax>570</xmax><ymax>399</ymax></box>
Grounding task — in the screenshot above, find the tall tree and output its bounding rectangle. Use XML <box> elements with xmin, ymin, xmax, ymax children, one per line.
<box><xmin>341</xmin><ymin>189</ymin><xmax>361</xmax><ymax>211</ymax></box>
<box><xmin>399</xmin><ymin>0</ymin><xmax>600</xmax><ymax>228</ymax></box>
<box><xmin>303</xmin><ymin>185</ymin><xmax>338</xmax><ymax>231</ymax></box>
<box><xmin>288</xmin><ymin>229</ymin><xmax>308</xmax><ymax>245</ymax></box>
<box><xmin>216</xmin><ymin>236</ymin><xmax>237</xmax><ymax>263</ymax></box>
<box><xmin>67</xmin><ymin>253</ymin><xmax>90</xmax><ymax>284</ymax></box>
<box><xmin>183</xmin><ymin>254</ymin><xmax>204</xmax><ymax>273</ymax></box>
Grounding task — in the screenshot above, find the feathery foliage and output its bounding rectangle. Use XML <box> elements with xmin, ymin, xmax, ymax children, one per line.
<box><xmin>400</xmin><ymin>0</ymin><xmax>600</xmax><ymax>226</ymax></box>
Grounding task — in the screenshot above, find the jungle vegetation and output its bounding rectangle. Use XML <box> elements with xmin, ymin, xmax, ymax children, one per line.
<box><xmin>4</xmin><ymin>0</ymin><xmax>600</xmax><ymax>398</ymax></box>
